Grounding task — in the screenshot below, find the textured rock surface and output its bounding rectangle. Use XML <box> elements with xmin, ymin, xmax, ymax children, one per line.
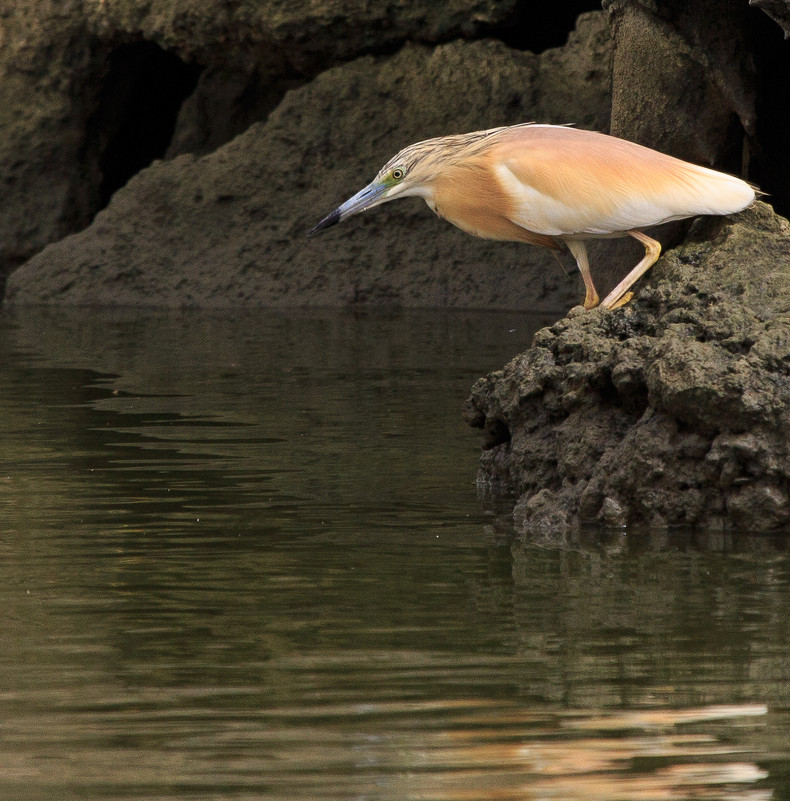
<box><xmin>0</xmin><ymin>4</ymin><xmax>91</xmax><ymax>273</ymax></box>
<box><xmin>604</xmin><ymin>0</ymin><xmax>790</xmax><ymax>219</ymax></box>
<box><xmin>604</xmin><ymin>0</ymin><xmax>756</xmax><ymax>165</ymax></box>
<box><xmin>463</xmin><ymin>202</ymin><xmax>790</xmax><ymax>533</ymax></box>
<box><xmin>0</xmin><ymin>0</ymin><xmax>524</xmax><ymax>282</ymax></box>
<box><xmin>5</xmin><ymin>14</ymin><xmax>614</xmax><ymax>309</ymax></box>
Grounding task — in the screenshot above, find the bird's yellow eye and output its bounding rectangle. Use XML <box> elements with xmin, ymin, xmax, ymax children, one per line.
<box><xmin>391</xmin><ymin>168</ymin><xmax>405</xmax><ymax>181</ymax></box>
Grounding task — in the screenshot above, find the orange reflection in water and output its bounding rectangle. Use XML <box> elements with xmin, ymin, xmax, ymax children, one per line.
<box><xmin>396</xmin><ymin>703</ymin><xmax>771</xmax><ymax>801</ymax></box>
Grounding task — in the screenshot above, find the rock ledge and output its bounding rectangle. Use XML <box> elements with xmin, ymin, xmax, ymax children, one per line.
<box><xmin>463</xmin><ymin>202</ymin><xmax>790</xmax><ymax>533</ymax></box>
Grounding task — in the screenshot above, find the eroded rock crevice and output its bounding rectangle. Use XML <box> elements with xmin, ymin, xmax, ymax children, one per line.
<box><xmin>83</xmin><ymin>40</ymin><xmax>203</xmax><ymax>210</ymax></box>
<box><xmin>477</xmin><ymin>0</ymin><xmax>601</xmax><ymax>52</ymax></box>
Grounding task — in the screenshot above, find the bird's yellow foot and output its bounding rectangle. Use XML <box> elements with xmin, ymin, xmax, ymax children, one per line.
<box><xmin>583</xmin><ymin>291</ymin><xmax>600</xmax><ymax>310</ymax></box>
<box><xmin>608</xmin><ymin>291</ymin><xmax>634</xmax><ymax>310</ymax></box>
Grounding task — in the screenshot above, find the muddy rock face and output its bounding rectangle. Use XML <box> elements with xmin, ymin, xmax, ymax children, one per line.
<box><xmin>463</xmin><ymin>203</ymin><xmax>790</xmax><ymax>533</ymax></box>
<box><xmin>4</xmin><ymin>13</ymin><xmax>612</xmax><ymax>309</ymax></box>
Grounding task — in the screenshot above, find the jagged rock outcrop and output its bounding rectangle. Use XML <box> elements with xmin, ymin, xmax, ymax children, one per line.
<box><xmin>463</xmin><ymin>202</ymin><xmax>790</xmax><ymax>534</ymax></box>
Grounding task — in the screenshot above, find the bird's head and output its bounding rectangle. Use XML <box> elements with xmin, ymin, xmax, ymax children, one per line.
<box><xmin>308</xmin><ymin>140</ymin><xmax>441</xmax><ymax>235</ymax></box>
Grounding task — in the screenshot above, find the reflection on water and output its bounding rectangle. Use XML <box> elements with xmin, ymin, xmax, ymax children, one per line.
<box><xmin>0</xmin><ymin>308</ymin><xmax>788</xmax><ymax>800</ymax></box>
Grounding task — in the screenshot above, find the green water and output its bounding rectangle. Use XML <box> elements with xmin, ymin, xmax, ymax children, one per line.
<box><xmin>0</xmin><ymin>307</ymin><xmax>788</xmax><ymax>801</ymax></box>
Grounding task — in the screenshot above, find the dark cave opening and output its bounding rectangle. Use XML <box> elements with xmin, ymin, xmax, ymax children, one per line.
<box><xmin>748</xmin><ymin>10</ymin><xmax>790</xmax><ymax>218</ymax></box>
<box><xmin>89</xmin><ymin>41</ymin><xmax>202</xmax><ymax>208</ymax></box>
<box><xmin>485</xmin><ymin>0</ymin><xmax>603</xmax><ymax>52</ymax></box>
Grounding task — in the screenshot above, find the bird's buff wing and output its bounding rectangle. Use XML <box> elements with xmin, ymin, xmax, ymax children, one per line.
<box><xmin>490</xmin><ymin>127</ymin><xmax>743</xmax><ymax>237</ymax></box>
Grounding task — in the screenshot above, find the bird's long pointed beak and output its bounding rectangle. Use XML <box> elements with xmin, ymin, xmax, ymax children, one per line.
<box><xmin>308</xmin><ymin>181</ymin><xmax>388</xmax><ymax>236</ymax></box>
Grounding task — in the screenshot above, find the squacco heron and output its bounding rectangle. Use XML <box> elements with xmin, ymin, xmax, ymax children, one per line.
<box><xmin>309</xmin><ymin>124</ymin><xmax>756</xmax><ymax>309</ymax></box>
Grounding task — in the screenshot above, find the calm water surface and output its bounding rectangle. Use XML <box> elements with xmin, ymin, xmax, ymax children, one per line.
<box><xmin>0</xmin><ymin>307</ymin><xmax>788</xmax><ymax>801</ymax></box>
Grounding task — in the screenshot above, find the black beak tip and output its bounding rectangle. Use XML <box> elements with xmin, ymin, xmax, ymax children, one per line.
<box><xmin>307</xmin><ymin>208</ymin><xmax>341</xmax><ymax>237</ymax></box>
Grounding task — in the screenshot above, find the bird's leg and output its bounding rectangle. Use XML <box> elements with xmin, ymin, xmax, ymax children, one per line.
<box><xmin>564</xmin><ymin>239</ymin><xmax>599</xmax><ymax>309</ymax></box>
<box><xmin>600</xmin><ymin>231</ymin><xmax>661</xmax><ymax>310</ymax></box>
